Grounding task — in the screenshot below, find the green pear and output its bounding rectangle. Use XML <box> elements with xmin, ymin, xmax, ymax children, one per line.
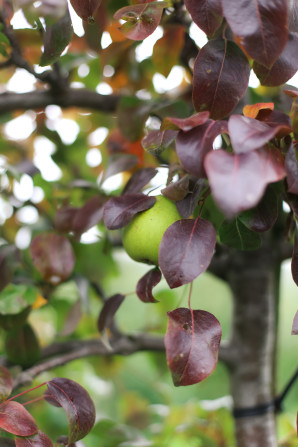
<box><xmin>122</xmin><ymin>195</ymin><xmax>181</xmax><ymax>265</ymax></box>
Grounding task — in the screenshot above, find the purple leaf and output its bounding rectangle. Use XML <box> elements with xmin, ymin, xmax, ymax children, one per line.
<box><xmin>136</xmin><ymin>268</ymin><xmax>162</xmax><ymax>303</ymax></box>
<box><xmin>45</xmin><ymin>378</ymin><xmax>96</xmax><ymax>444</ymax></box>
<box><xmin>159</xmin><ymin>218</ymin><xmax>216</xmax><ymax>289</ymax></box>
<box><xmin>287</xmin><ymin>193</ymin><xmax>298</xmax><ymax>220</ymax></box>
<box><xmin>253</xmin><ymin>33</ymin><xmax>298</xmax><ymax>86</ymax></box>
<box><xmin>103</xmin><ymin>194</ymin><xmax>156</xmax><ymax>230</ymax></box>
<box><xmin>59</xmin><ymin>300</ymin><xmax>82</xmax><ymax>337</ymax></box>
<box><xmin>285</xmin><ymin>145</ymin><xmax>298</xmax><ymax>194</ymax></box>
<box><xmin>176</xmin><ymin>179</ymin><xmax>206</xmax><ymax>218</ymax></box>
<box><xmin>142</xmin><ymin>129</ymin><xmax>177</xmax><ymax>154</ymax></box>
<box><xmin>70</xmin><ymin>0</ymin><xmax>101</xmax><ymax>21</ymax></box>
<box><xmin>114</xmin><ymin>2</ymin><xmax>168</xmax><ymax>41</ymax></box>
<box><xmin>193</xmin><ymin>39</ymin><xmax>250</xmax><ymax>120</ymax></box>
<box><xmin>165</xmin><ymin>308</ymin><xmax>222</xmax><ymax>386</ymax></box>
<box><xmin>0</xmin><ymin>366</ymin><xmax>12</xmax><ymax>401</ymax></box>
<box><xmin>161</xmin><ymin>176</ymin><xmax>190</xmax><ymax>201</ymax></box>
<box><xmin>222</xmin><ymin>0</ymin><xmax>289</xmax><ymax>68</ymax></box>
<box><xmin>292</xmin><ymin>231</ymin><xmax>298</xmax><ymax>287</ymax></box>
<box><xmin>0</xmin><ymin>401</ymin><xmax>38</xmax><ymax>436</ymax></box>
<box><xmin>161</xmin><ymin>112</ymin><xmax>210</xmax><ymax>132</ymax></box>
<box><xmin>256</xmin><ymin>109</ymin><xmax>292</xmax><ymax>137</ymax></box>
<box><xmin>176</xmin><ymin>120</ymin><xmax>228</xmax><ymax>178</ymax></box>
<box><xmin>54</xmin><ymin>206</ymin><xmax>79</xmax><ymax>233</ymax></box>
<box><xmin>228</xmin><ymin>115</ymin><xmax>285</xmax><ymax>154</ymax></box>
<box><xmin>15</xmin><ymin>431</ymin><xmax>54</xmax><ymax>447</ymax></box>
<box><xmin>184</xmin><ymin>0</ymin><xmax>223</xmax><ymax>36</ymax></box>
<box><xmin>123</xmin><ymin>167</ymin><xmax>158</xmax><ymax>195</ymax></box>
<box><xmin>97</xmin><ymin>294</ymin><xmax>125</xmax><ymax>332</ymax></box>
<box><xmin>30</xmin><ymin>233</ymin><xmax>75</xmax><ymax>284</ymax></box>
<box><xmin>204</xmin><ymin>147</ymin><xmax>286</xmax><ymax>217</ymax></box>
<box><xmin>292</xmin><ymin>311</ymin><xmax>298</xmax><ymax>335</ymax></box>
<box><xmin>239</xmin><ymin>187</ymin><xmax>278</xmax><ymax>232</ymax></box>
<box><xmin>72</xmin><ymin>196</ymin><xmax>105</xmax><ymax>235</ymax></box>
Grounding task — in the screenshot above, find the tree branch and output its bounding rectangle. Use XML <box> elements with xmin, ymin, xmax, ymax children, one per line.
<box><xmin>12</xmin><ymin>333</ymin><xmax>233</xmax><ymax>389</ymax></box>
<box><xmin>0</xmin><ymin>89</ymin><xmax>120</xmax><ymax>115</ymax></box>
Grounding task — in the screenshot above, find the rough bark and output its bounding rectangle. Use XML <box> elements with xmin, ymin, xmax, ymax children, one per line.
<box><xmin>226</xmin><ymin>245</ymin><xmax>280</xmax><ymax>447</ymax></box>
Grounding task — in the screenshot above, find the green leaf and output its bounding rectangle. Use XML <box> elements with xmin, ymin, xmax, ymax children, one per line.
<box><xmin>219</xmin><ymin>218</ymin><xmax>262</xmax><ymax>250</ymax></box>
<box><xmin>0</xmin><ymin>284</ymin><xmax>38</xmax><ymax>315</ymax></box>
<box><xmin>40</xmin><ymin>8</ymin><xmax>73</xmax><ymax>66</ymax></box>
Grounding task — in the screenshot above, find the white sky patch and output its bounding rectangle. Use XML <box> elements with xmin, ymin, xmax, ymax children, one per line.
<box><xmin>48</xmin><ymin>118</ymin><xmax>80</xmax><ymax>145</ymax></box>
<box><xmin>16</xmin><ymin>205</ymin><xmax>39</xmax><ymax>224</ymax></box>
<box><xmin>288</xmin><ymin>71</ymin><xmax>298</xmax><ymax>87</ymax></box>
<box><xmin>15</xmin><ymin>227</ymin><xmax>32</xmax><ymax>250</ymax></box>
<box><xmin>86</xmin><ymin>148</ymin><xmax>102</xmax><ymax>167</ymax></box>
<box><xmin>13</xmin><ymin>174</ymin><xmax>34</xmax><ymax>202</ymax></box>
<box><xmin>189</xmin><ymin>23</ymin><xmax>208</xmax><ymax>48</ymax></box>
<box><xmin>68</xmin><ymin>1</ymin><xmax>84</xmax><ymax>37</ymax></box>
<box><xmin>10</xmin><ymin>9</ymin><xmax>31</xmax><ymax>28</ymax></box>
<box><xmin>103</xmin><ymin>65</ymin><xmax>115</xmax><ymax>77</ymax></box>
<box><xmin>80</xmin><ymin>226</ymin><xmax>103</xmax><ymax>244</ymax></box>
<box><xmin>4</xmin><ymin>112</ymin><xmax>36</xmax><ymax>140</ymax></box>
<box><xmin>101</xmin><ymin>173</ymin><xmax>123</xmax><ymax>193</ymax></box>
<box><xmin>153</xmin><ymin>66</ymin><xmax>184</xmax><ymax>93</ymax></box>
<box><xmin>31</xmin><ymin>186</ymin><xmax>45</xmax><ymax>203</ymax></box>
<box><xmin>0</xmin><ymin>197</ymin><xmax>13</xmax><ymax>224</ymax></box>
<box><xmin>88</xmin><ymin>127</ymin><xmax>108</xmax><ymax>146</ymax></box>
<box><xmin>45</xmin><ymin>105</ymin><xmax>62</xmax><ymax>120</ymax></box>
<box><xmin>144</xmin><ymin>166</ymin><xmax>168</xmax><ymax>195</ymax></box>
<box><xmin>135</xmin><ymin>26</ymin><xmax>163</xmax><ymax>62</ymax></box>
<box><xmin>96</xmin><ymin>83</ymin><xmax>113</xmax><ymax>95</ymax></box>
<box><xmin>249</xmin><ymin>71</ymin><xmax>260</xmax><ymax>88</ymax></box>
<box><xmin>7</xmin><ymin>69</ymin><xmax>36</xmax><ymax>93</ymax></box>
<box><xmin>213</xmin><ymin>135</ymin><xmax>222</xmax><ymax>149</ymax></box>
<box><xmin>34</xmin><ymin>136</ymin><xmax>62</xmax><ymax>181</ymax></box>
<box><xmin>78</xmin><ymin>64</ymin><xmax>90</xmax><ymax>78</ymax></box>
<box><xmin>101</xmin><ymin>31</ymin><xmax>112</xmax><ymax>50</ymax></box>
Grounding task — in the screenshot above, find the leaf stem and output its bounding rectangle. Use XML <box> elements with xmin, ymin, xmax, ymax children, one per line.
<box><xmin>188</xmin><ymin>282</ymin><xmax>193</xmax><ymax>310</ymax></box>
<box><xmin>6</xmin><ymin>382</ymin><xmax>47</xmax><ymax>402</ymax></box>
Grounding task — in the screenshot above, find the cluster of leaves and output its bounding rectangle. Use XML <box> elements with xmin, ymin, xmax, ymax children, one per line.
<box><xmin>0</xmin><ymin>0</ymin><xmax>297</xmax><ymax>443</ymax></box>
<box><xmin>0</xmin><ymin>366</ymin><xmax>95</xmax><ymax>446</ymax></box>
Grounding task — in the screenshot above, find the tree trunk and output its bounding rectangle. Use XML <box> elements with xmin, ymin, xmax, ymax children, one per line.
<box><xmin>226</xmin><ymin>245</ymin><xmax>280</xmax><ymax>447</ymax></box>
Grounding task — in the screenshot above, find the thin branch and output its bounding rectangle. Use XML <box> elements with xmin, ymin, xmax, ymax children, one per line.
<box><xmin>12</xmin><ymin>334</ymin><xmax>234</xmax><ymax>389</ymax></box>
<box><xmin>0</xmin><ymin>89</ymin><xmax>120</xmax><ymax>114</ymax></box>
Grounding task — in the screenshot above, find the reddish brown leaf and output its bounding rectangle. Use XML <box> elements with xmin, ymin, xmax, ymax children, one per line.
<box><xmin>256</xmin><ymin>109</ymin><xmax>292</xmax><ymax>138</ymax></box>
<box><xmin>292</xmin><ymin>230</ymin><xmax>298</xmax><ymax>287</ymax></box>
<box><xmin>159</xmin><ymin>218</ymin><xmax>216</xmax><ymax>289</ymax></box>
<box><xmin>30</xmin><ymin>233</ymin><xmax>75</xmax><ymax>284</ymax></box>
<box><xmin>161</xmin><ymin>176</ymin><xmax>190</xmax><ymax>201</ymax></box>
<box><xmin>176</xmin><ymin>120</ymin><xmax>227</xmax><ymax>178</ymax></box>
<box><xmin>0</xmin><ymin>366</ymin><xmax>12</xmax><ymax>402</ymax></box>
<box><xmin>54</xmin><ymin>206</ymin><xmax>78</xmax><ymax>233</ymax></box>
<box><xmin>0</xmin><ymin>401</ymin><xmax>38</xmax><ymax>437</ymax></box>
<box><xmin>45</xmin><ymin>378</ymin><xmax>95</xmax><ymax>444</ymax></box>
<box><xmin>104</xmin><ymin>154</ymin><xmax>138</xmax><ymax>180</ymax></box>
<box><xmin>228</xmin><ymin>115</ymin><xmax>286</xmax><ymax>154</ymax></box>
<box><xmin>204</xmin><ymin>147</ymin><xmax>286</xmax><ymax>217</ymax></box>
<box><xmin>239</xmin><ymin>186</ymin><xmax>278</xmax><ymax>233</ymax></box>
<box><xmin>193</xmin><ymin>39</ymin><xmax>250</xmax><ymax>120</ymax></box>
<box><xmin>103</xmin><ymin>194</ymin><xmax>156</xmax><ymax>230</ymax></box>
<box><xmin>165</xmin><ymin>308</ymin><xmax>222</xmax><ymax>386</ymax></box>
<box><xmin>161</xmin><ymin>111</ymin><xmax>210</xmax><ymax>132</ymax></box>
<box><xmin>123</xmin><ymin>167</ymin><xmax>158</xmax><ymax>195</ymax></box>
<box><xmin>5</xmin><ymin>323</ymin><xmax>41</xmax><ymax>367</ymax></box>
<box><xmin>136</xmin><ymin>268</ymin><xmax>161</xmax><ymax>303</ymax></box>
<box><xmin>114</xmin><ymin>2</ymin><xmax>168</xmax><ymax>41</ymax></box>
<box><xmin>70</xmin><ymin>0</ymin><xmax>101</xmax><ymax>21</ymax></box>
<box><xmin>176</xmin><ymin>179</ymin><xmax>206</xmax><ymax>218</ymax></box>
<box><xmin>152</xmin><ymin>24</ymin><xmax>185</xmax><ymax>77</ymax></box>
<box><xmin>97</xmin><ymin>294</ymin><xmax>125</xmax><ymax>332</ymax></box>
<box><xmin>142</xmin><ymin>129</ymin><xmax>177</xmax><ymax>154</ymax></box>
<box><xmin>286</xmin><ymin>145</ymin><xmax>298</xmax><ymax>194</ymax></box>
<box><xmin>253</xmin><ymin>33</ymin><xmax>298</xmax><ymax>86</ymax></box>
<box><xmin>72</xmin><ymin>196</ymin><xmax>105</xmax><ymax>235</ymax></box>
<box><xmin>15</xmin><ymin>431</ymin><xmax>53</xmax><ymax>447</ymax></box>
<box><xmin>222</xmin><ymin>0</ymin><xmax>289</xmax><ymax>67</ymax></box>
<box><xmin>184</xmin><ymin>0</ymin><xmax>223</xmax><ymax>36</ymax></box>
<box><xmin>292</xmin><ymin>310</ymin><xmax>298</xmax><ymax>335</ymax></box>
<box><xmin>243</xmin><ymin>103</ymin><xmax>274</xmax><ymax>119</ymax></box>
